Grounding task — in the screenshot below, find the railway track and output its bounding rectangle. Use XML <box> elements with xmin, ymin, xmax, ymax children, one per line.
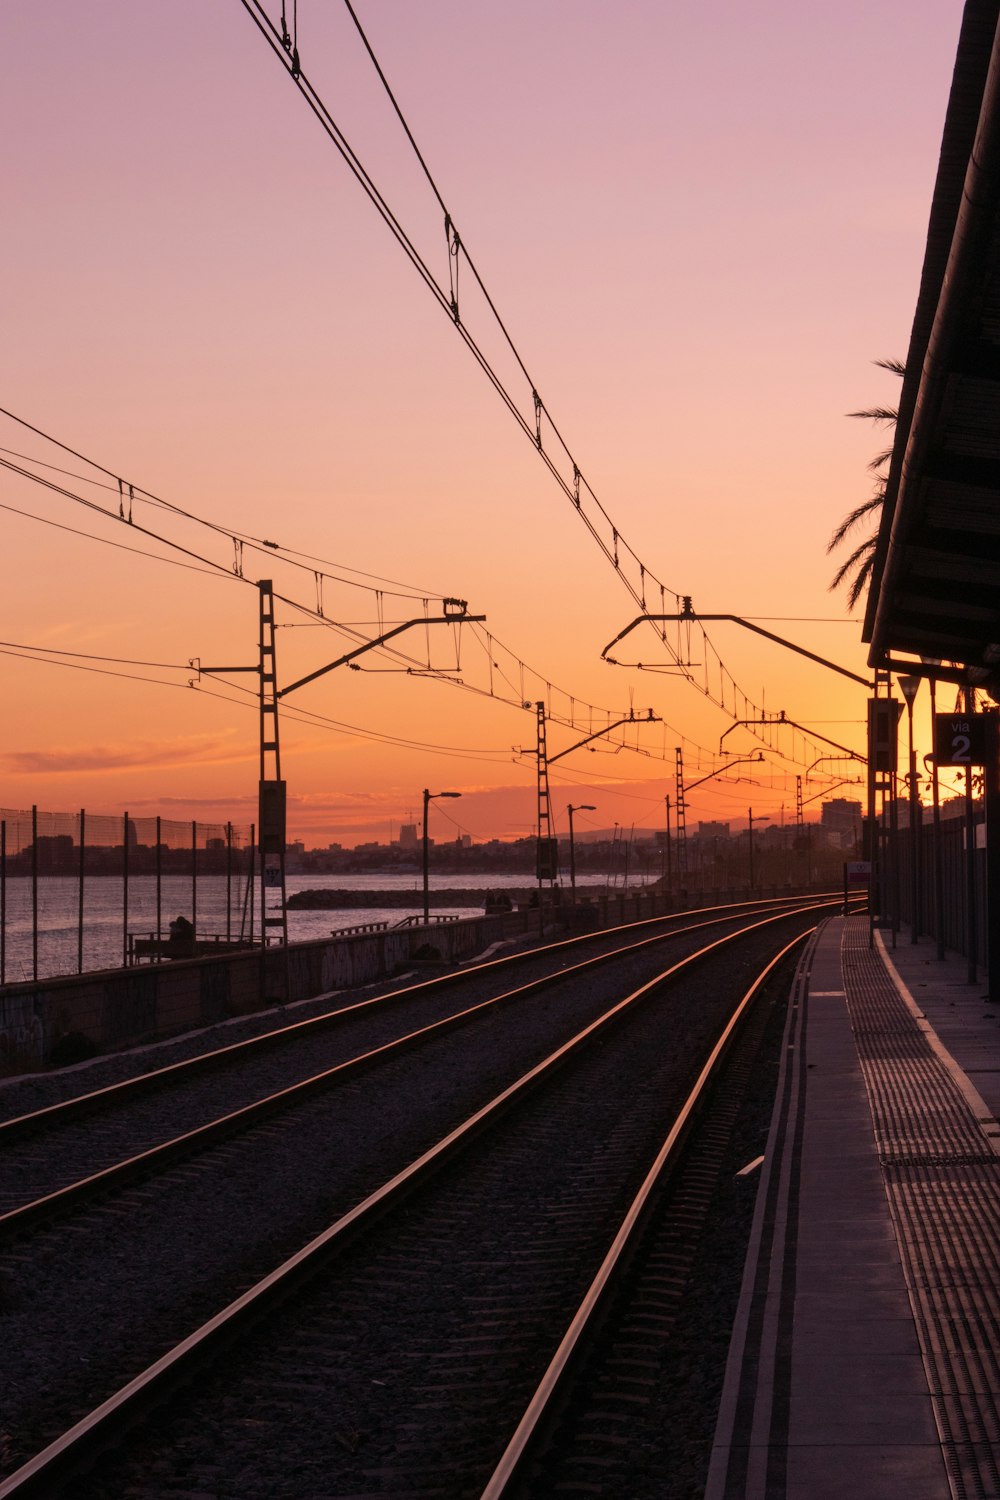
<box><xmin>0</xmin><ymin>901</ymin><xmax>843</xmax><ymax>1497</ymax></box>
<box><xmin>0</xmin><ymin>892</ymin><xmax>838</xmax><ymax>1229</ymax></box>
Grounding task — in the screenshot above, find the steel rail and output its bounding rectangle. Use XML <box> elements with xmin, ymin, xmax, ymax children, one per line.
<box><xmin>0</xmin><ymin>905</ymin><xmax>834</xmax><ymax>1500</ymax></box>
<box><xmin>0</xmin><ymin>891</ymin><xmax>841</xmax><ymax>1145</ymax></box>
<box><xmin>0</xmin><ymin>896</ymin><xmax>845</xmax><ymax>1244</ymax></box>
<box><xmin>479</xmin><ymin>928</ymin><xmax>816</xmax><ymax>1498</ymax></box>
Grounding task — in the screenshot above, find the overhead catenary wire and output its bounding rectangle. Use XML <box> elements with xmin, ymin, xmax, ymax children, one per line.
<box><xmin>2</xmin><ymin>413</ymin><xmax>710</xmax><ymax>761</ymax></box>
<box><xmin>2</xmin><ymin>409</ymin><xmax>844</xmax><ymax>783</ymax></box>
<box><xmin>234</xmin><ymin>2</ymin><xmax>864</xmax><ymax>769</ymax></box>
<box><xmin>0</xmin><ymin>459</ymin><xmax>695</xmax><ymax>774</ymax></box>
<box><xmin>2</xmin><ymin>647</ymin><xmax>830</xmax><ymax>807</ymax></box>
<box><xmin>0</xmin><ymin>640</ymin><xmax>189</xmax><ymax>670</ymax></box>
<box><xmin>0</xmin><ymin>646</ymin><xmax>519</xmax><ymax>767</ymax></box>
<box><xmin>0</xmin><ymin>410</ymin><xmax>442</xmax><ymax>603</ymax></box>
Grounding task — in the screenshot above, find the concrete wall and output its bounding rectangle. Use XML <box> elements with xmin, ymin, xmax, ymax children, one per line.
<box><xmin>0</xmin><ymin>888</ymin><xmax>680</xmax><ymax>1076</ymax></box>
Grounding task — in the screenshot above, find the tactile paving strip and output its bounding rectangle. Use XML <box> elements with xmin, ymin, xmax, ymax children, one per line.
<box><xmin>842</xmin><ymin>919</ymin><xmax>1000</xmax><ymax>1500</ymax></box>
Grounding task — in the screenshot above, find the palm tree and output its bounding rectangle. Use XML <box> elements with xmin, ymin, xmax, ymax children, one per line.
<box><xmin>827</xmin><ymin>359</ymin><xmax>904</xmax><ymax>609</ymax></box>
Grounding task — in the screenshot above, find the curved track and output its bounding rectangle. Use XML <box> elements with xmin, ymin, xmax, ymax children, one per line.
<box><xmin>0</xmin><ymin>893</ymin><xmax>842</xmax><ymax>1234</ymax></box>
<box><xmin>0</xmin><ymin>901</ymin><xmax>844</xmax><ymax>1497</ymax></box>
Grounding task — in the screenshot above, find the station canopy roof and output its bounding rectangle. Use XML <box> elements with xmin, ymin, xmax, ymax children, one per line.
<box><xmin>864</xmin><ymin>0</ymin><xmax>1000</xmax><ymax>688</ymax></box>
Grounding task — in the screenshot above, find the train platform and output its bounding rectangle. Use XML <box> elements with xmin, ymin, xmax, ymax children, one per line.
<box><xmin>706</xmin><ymin>913</ymin><xmax>1000</xmax><ymax>1500</ymax></box>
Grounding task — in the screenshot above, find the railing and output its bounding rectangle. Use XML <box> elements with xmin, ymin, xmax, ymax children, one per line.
<box><xmin>127</xmin><ymin>933</ymin><xmax>258</xmax><ymax>966</ymax></box>
<box><xmin>393</xmin><ymin>913</ymin><xmax>462</xmax><ymax>927</ymax></box>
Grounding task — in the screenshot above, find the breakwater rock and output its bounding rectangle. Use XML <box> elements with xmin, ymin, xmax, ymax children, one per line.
<box><xmin>287</xmin><ymin>887</ymin><xmax>534</xmax><ymax>910</ymax></box>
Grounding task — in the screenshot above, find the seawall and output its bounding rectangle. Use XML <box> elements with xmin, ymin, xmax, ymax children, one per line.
<box><xmin>0</xmin><ymin>887</ymin><xmax>671</xmax><ymax>1075</ymax></box>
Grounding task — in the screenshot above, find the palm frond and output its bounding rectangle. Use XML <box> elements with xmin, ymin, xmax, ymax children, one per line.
<box><xmin>846</xmin><ymin>406</ymin><xmax>899</xmax><ymax>425</ymax></box>
<box><xmin>826</xmin><ymin>489</ymin><xmax>885</xmax><ymax>552</ymax></box>
<box><xmin>828</xmin><ymin>538</ymin><xmax>877</xmax><ymax>610</ymax></box>
<box><xmin>827</xmin><ymin>361</ymin><xmax>904</xmax><ymax>610</ymax></box>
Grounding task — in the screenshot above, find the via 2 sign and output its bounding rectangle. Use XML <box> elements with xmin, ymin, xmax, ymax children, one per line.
<box><xmin>933</xmin><ymin>713</ymin><xmax>988</xmax><ymax>767</ymax></box>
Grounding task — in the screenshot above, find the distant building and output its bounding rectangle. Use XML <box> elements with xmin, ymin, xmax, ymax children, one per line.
<box><xmin>398</xmin><ymin>824</ymin><xmax>418</xmax><ymax>848</ymax></box>
<box><xmin>820</xmin><ymin>798</ymin><xmax>862</xmax><ymax>848</ymax></box>
<box><xmin>695</xmin><ymin>821</ymin><xmax>731</xmax><ymax>841</ymax></box>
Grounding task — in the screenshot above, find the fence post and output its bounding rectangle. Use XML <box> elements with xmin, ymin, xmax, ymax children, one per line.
<box><xmin>192</xmin><ymin>820</ymin><xmax>198</xmax><ymax>940</ymax></box>
<box><xmin>226</xmin><ymin>822</ymin><xmax>233</xmax><ymax>942</ymax></box>
<box><xmin>32</xmin><ymin>804</ymin><xmax>38</xmax><ymax>981</ymax></box>
<box><xmin>78</xmin><ymin>808</ymin><xmax>85</xmax><ymax>974</ymax></box>
<box><xmin>249</xmin><ymin>824</ymin><xmax>256</xmax><ymax>945</ymax></box>
<box><xmin>123</xmin><ymin>811</ymin><xmax>129</xmax><ymax>968</ymax></box>
<box><xmin>156</xmin><ymin>815</ymin><xmax>162</xmax><ymax>961</ymax></box>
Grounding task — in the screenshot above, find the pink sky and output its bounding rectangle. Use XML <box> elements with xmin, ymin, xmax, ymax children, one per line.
<box><xmin>1</xmin><ymin>1</ymin><xmax>965</xmax><ymax>845</ymax></box>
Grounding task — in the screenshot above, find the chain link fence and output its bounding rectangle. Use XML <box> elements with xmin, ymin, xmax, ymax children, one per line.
<box><xmin>0</xmin><ymin>807</ymin><xmax>256</xmax><ymax>985</ymax></box>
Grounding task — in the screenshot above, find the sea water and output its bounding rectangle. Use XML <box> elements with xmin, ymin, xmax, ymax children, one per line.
<box><xmin>0</xmin><ymin>871</ymin><xmax>650</xmax><ymax>983</ymax></box>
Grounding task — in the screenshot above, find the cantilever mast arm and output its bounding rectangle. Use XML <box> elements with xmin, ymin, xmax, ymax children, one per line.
<box><xmin>278</xmin><ymin>613</ymin><xmax>485</xmax><ymax>698</ymax></box>
<box><xmin>683</xmin><ymin>753</ymin><xmax>763</xmax><ymax>793</ymax></box>
<box><xmin>547</xmin><ymin>711</ymin><xmax>658</xmax><ymax>765</ymax></box>
<box><xmin>601</xmin><ymin>614</ymin><xmax>869</xmax><ymax>688</ymax></box>
<box><xmin>721</xmin><ymin>715</ymin><xmax>864</xmax><ymax>763</ymax></box>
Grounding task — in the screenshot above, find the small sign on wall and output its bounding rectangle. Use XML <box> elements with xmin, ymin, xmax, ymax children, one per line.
<box><xmin>933</xmin><ymin>714</ymin><xmax>988</xmax><ymax>767</ymax></box>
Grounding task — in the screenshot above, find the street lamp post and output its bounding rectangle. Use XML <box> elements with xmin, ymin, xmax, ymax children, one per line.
<box><xmin>567</xmin><ymin>804</ymin><xmax>596</xmax><ymax>900</ymax></box>
<box><xmin>920</xmin><ymin>659</ymin><xmax>946</xmax><ymax>961</ymax></box>
<box><xmin>422</xmin><ymin>789</ymin><xmax>461</xmax><ymax>925</ymax></box>
<box><xmin>898</xmin><ymin>675</ymin><xmax>922</xmax><ymax>943</ymax></box>
<box><xmin>747</xmin><ymin>808</ymin><xmax>771</xmax><ymax>892</ymax></box>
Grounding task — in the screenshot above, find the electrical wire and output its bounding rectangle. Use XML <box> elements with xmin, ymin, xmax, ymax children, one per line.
<box><xmin>239</xmin><ymin>0</ymin><xmax>861</xmax><ymax>766</ymax></box>
<box><xmin>2</xmin><ymin>417</ymin><xmax>689</xmax><ymax>757</ymax></box>
<box><xmin>5</xmin><ymin>405</ymin><xmax>847</xmax><ymax>780</ymax></box>
<box><xmin>0</xmin><ymin>495</ymin><xmax>239</xmax><ymax>579</ymax></box>
<box><xmin>0</xmin><ymin>411</ymin><xmax>438</xmax><ymax>603</ymax></box>
<box><xmin>0</xmin><ymin>644</ymin><xmax>518</xmax><ymax>767</ymax></box>
<box><xmin>0</xmin><ymin>640</ymin><xmax>189</xmax><ymax>670</ymax></box>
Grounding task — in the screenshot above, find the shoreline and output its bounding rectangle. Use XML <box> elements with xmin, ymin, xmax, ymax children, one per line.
<box><xmin>287</xmin><ymin>887</ymin><xmax>539</xmax><ymax>910</ymax></box>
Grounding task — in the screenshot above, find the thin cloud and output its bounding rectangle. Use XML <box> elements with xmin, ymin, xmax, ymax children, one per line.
<box><xmin>2</xmin><ymin>735</ymin><xmax>251</xmax><ymax>776</ymax></box>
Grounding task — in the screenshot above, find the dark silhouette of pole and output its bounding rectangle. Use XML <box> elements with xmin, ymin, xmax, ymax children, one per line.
<box><xmin>567</xmin><ymin>804</ymin><xmax>595</xmax><ymax>899</ymax></box>
<box><xmin>964</xmin><ymin>687</ymin><xmax>978</xmax><ymax>983</ymax></box>
<box><xmin>898</xmin><ymin>676</ymin><xmax>922</xmax><ymax>943</ymax></box>
<box><xmin>748</xmin><ymin>808</ymin><xmax>770</xmax><ymax>892</ymax></box>
<box><xmin>926</xmin><ymin>675</ymin><xmax>946</xmax><ymax>960</ymax></box>
<box><xmin>423</xmin><ymin>789</ymin><xmax>461</xmax><ymax>924</ymax></box>
<box><xmin>78</xmin><ymin>808</ymin><xmax>85</xmax><ymax>974</ymax></box>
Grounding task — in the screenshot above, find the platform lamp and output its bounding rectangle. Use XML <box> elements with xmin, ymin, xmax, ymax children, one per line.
<box><xmin>920</xmin><ymin>657</ymin><xmax>945</xmax><ymax>960</ymax></box>
<box><xmin>567</xmin><ymin>803</ymin><xmax>596</xmax><ymax>899</ymax></box>
<box><xmin>747</xmin><ymin>808</ymin><xmax>770</xmax><ymax>892</ymax></box>
<box><xmin>897</xmin><ymin>675</ymin><xmax>922</xmax><ymax>943</ymax></box>
<box><xmin>422</xmin><ymin>789</ymin><xmax>462</xmax><ymax>925</ymax></box>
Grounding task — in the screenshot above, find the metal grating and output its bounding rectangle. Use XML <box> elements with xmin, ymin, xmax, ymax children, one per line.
<box><xmin>842</xmin><ymin>919</ymin><xmax>1000</xmax><ymax>1499</ymax></box>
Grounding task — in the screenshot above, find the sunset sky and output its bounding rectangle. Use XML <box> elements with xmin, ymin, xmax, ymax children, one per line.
<box><xmin>2</xmin><ymin>1</ymin><xmax>968</xmax><ymax>846</ymax></box>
